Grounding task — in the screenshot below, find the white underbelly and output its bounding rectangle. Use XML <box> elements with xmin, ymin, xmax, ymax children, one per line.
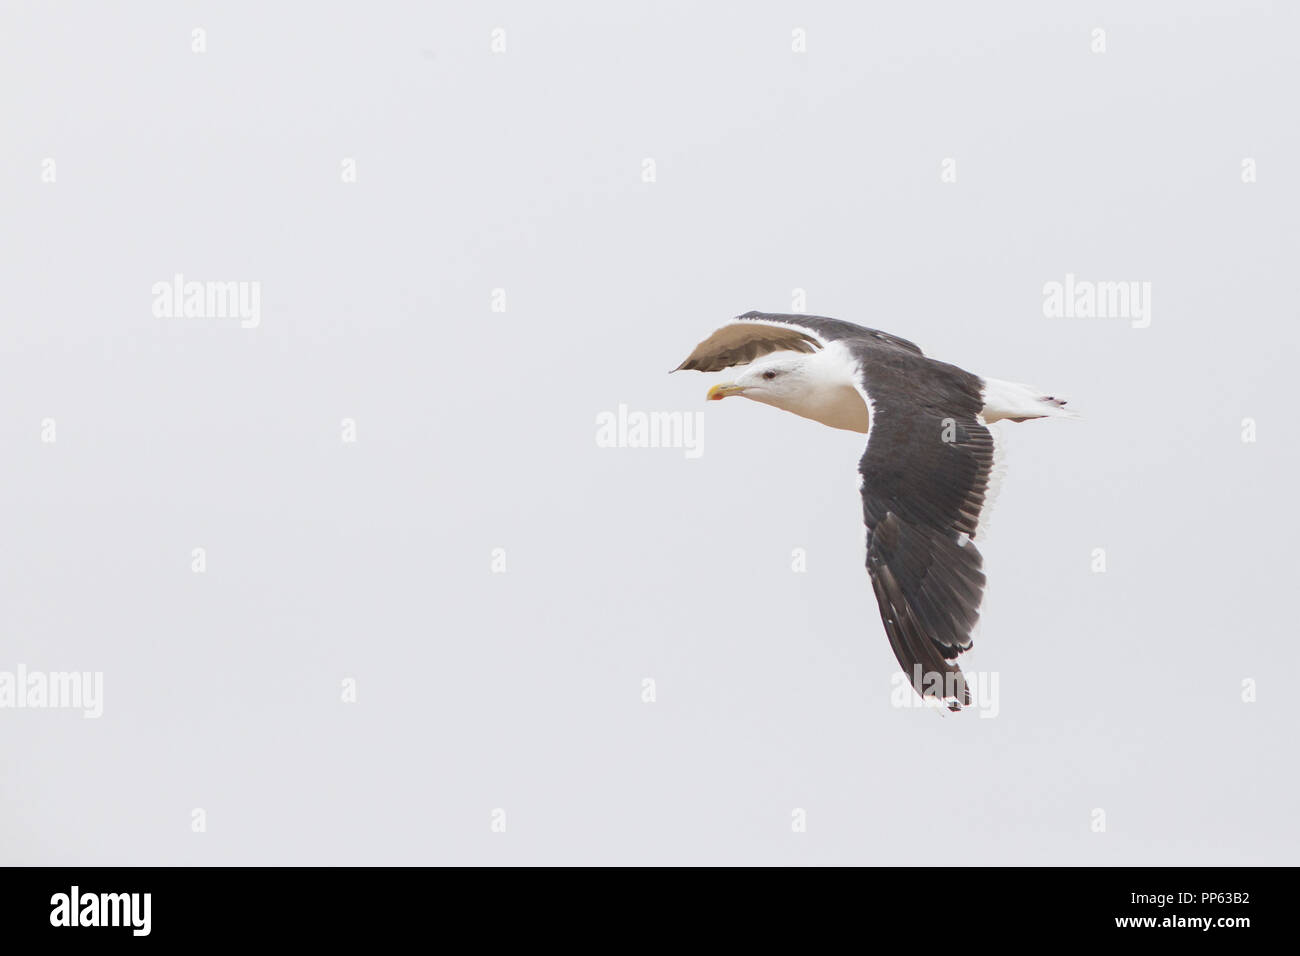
<box><xmin>795</xmin><ymin>385</ymin><xmax>871</xmax><ymax>434</ymax></box>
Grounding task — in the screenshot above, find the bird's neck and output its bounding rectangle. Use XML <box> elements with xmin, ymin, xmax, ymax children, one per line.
<box><xmin>780</xmin><ymin>381</ymin><xmax>871</xmax><ymax>434</ymax></box>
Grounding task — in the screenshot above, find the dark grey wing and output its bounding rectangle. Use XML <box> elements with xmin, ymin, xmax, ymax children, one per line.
<box><xmin>674</xmin><ymin>312</ymin><xmax>923</xmax><ymax>374</ymax></box>
<box><xmin>851</xmin><ymin>344</ymin><xmax>995</xmax><ymax>710</ymax></box>
<box><xmin>673</xmin><ymin>321</ymin><xmax>821</xmax><ymax>373</ymax></box>
<box><xmin>736</xmin><ymin>312</ymin><xmax>925</xmax><ymax>356</ymax></box>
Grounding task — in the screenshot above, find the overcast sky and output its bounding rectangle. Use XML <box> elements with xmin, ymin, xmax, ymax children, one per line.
<box><xmin>2</xmin><ymin>1</ymin><xmax>1296</xmax><ymax>864</ymax></box>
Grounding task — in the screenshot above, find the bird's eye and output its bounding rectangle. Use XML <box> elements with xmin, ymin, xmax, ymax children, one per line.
<box><xmin>762</xmin><ymin>370</ymin><xmax>778</xmax><ymax>380</ymax></box>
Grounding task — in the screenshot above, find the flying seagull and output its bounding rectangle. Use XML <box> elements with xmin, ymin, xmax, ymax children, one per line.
<box><xmin>674</xmin><ymin>311</ymin><xmax>1073</xmax><ymax>710</ymax></box>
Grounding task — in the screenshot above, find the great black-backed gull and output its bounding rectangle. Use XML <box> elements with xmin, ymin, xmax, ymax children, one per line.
<box><xmin>674</xmin><ymin>311</ymin><xmax>1073</xmax><ymax>710</ymax></box>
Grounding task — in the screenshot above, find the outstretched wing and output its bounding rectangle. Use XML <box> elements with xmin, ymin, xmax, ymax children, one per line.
<box><xmin>851</xmin><ymin>344</ymin><xmax>995</xmax><ymax>710</ymax></box>
<box><xmin>673</xmin><ymin>311</ymin><xmax>923</xmax><ymax>373</ymax></box>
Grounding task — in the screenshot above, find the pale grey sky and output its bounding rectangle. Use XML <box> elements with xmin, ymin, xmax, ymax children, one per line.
<box><xmin>1</xmin><ymin>1</ymin><xmax>1296</xmax><ymax>864</ymax></box>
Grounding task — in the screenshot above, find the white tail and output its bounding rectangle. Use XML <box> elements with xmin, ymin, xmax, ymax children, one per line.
<box><xmin>980</xmin><ymin>378</ymin><xmax>1078</xmax><ymax>423</ymax></box>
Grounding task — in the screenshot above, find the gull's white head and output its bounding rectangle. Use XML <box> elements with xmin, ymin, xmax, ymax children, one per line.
<box><xmin>706</xmin><ymin>354</ymin><xmax>816</xmax><ymax>411</ymax></box>
<box><xmin>704</xmin><ymin>347</ymin><xmax>871</xmax><ymax>434</ymax></box>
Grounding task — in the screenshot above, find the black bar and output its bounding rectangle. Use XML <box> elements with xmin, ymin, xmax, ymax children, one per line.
<box><xmin>0</xmin><ymin>866</ymin><xmax>1276</xmax><ymax>942</ymax></box>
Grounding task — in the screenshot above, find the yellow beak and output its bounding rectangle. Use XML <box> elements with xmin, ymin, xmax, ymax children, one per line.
<box><xmin>707</xmin><ymin>382</ymin><xmax>745</xmax><ymax>401</ymax></box>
